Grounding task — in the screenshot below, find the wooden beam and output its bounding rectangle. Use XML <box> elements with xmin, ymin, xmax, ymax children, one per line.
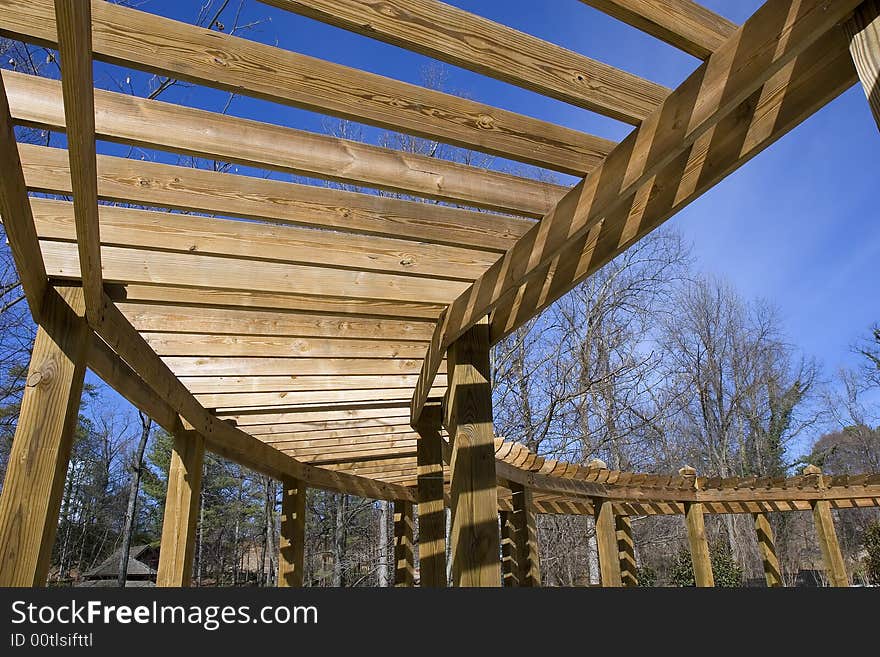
<box><xmin>278</xmin><ymin>477</ymin><xmax>307</xmax><ymax>587</ymax></box>
<box><xmin>680</xmin><ymin>466</ymin><xmax>713</xmax><ymax>587</ymax></box>
<box><xmin>753</xmin><ymin>512</ymin><xmax>782</xmax><ymax>588</ymax></box>
<box><xmin>0</xmin><ymin>0</ymin><xmax>615</xmax><ymax>175</ymax></box>
<box><xmin>258</xmin><ymin>425</ymin><xmax>415</xmax><ymax>444</ymax></box>
<box><xmin>5</xmin><ymin>74</ymin><xmax>564</xmax><ymax>219</ymax></box>
<box><xmin>393</xmin><ymin>500</ymin><xmax>415</xmax><ymax>587</ymax></box>
<box><xmin>489</xmin><ymin>27</ymin><xmax>858</xmax><ymax>345</ymax></box>
<box><xmin>500</xmin><ymin>511</ymin><xmax>517</xmax><ymax>587</ymax></box>
<box><xmin>579</xmin><ymin>0</ymin><xmax>737</xmax><ymax>59</ymax></box>
<box><xmin>616</xmin><ymin>515</ymin><xmax>638</xmax><ymax>587</ymax></box>
<box><xmin>509</xmin><ymin>482</ymin><xmax>541</xmax><ymax>587</ymax></box>
<box><xmin>156</xmin><ymin>428</ymin><xmax>204</xmax><ymax>586</ymax></box>
<box><xmin>180</xmin><ymin>374</ymin><xmax>444</xmax><ymax>395</ymax></box>
<box><xmin>39</xmin><ymin>241</ymin><xmax>470</xmax><ymax>306</ymax></box>
<box><xmin>22</xmin><ymin>152</ymin><xmax>536</xmax><ymax>253</ymax></box>
<box><xmin>415</xmin><ymin>404</ymin><xmax>447</xmax><ymax>587</ymax></box>
<box><xmin>205</xmin><ymin>389</ymin><xmax>444</xmax><ymax>410</ymax></box>
<box><xmin>844</xmin><ymin>0</ymin><xmax>880</xmax><ymax>130</ymax></box>
<box><xmin>263</xmin><ymin>0</ymin><xmax>669</xmax><ymax>123</ymax></box>
<box><xmin>410</xmin><ymin>0</ymin><xmax>862</xmax><ymax>423</ymax></box>
<box><xmin>28</xmin><ymin>197</ymin><xmax>501</xmax><ymax>280</ymax></box>
<box><xmin>804</xmin><ymin>465</ymin><xmax>849</xmax><ymax>587</ymax></box>
<box><xmin>0</xmin><ymin>71</ymin><xmax>47</xmax><ymax>318</ymax></box>
<box><xmin>445</xmin><ymin>319</ymin><xmax>500</xmax><ymax>587</ymax></box>
<box><xmin>0</xmin><ymin>285</ymin><xmax>88</xmax><ymax>586</ymax></box>
<box><xmin>162</xmin><ymin>357</ymin><xmax>442</xmax><ymax>378</ymax></box>
<box><xmin>594</xmin><ymin>497</ymin><xmax>622</xmax><ymax>587</ymax></box>
<box><xmin>53</xmin><ymin>0</ymin><xmax>102</xmax><ymax>321</ymax></box>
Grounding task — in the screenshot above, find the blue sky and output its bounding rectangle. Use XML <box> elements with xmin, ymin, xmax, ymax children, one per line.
<box><xmin>59</xmin><ymin>1</ymin><xmax>878</xmax><ymax>434</ymax></box>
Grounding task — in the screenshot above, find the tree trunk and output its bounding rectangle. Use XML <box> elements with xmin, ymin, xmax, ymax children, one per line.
<box><xmin>118</xmin><ymin>413</ymin><xmax>152</xmax><ymax>587</ymax></box>
<box><xmin>377</xmin><ymin>500</ymin><xmax>389</xmax><ymax>587</ymax></box>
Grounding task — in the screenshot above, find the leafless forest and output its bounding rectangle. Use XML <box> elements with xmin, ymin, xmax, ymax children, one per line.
<box><xmin>0</xmin><ymin>1</ymin><xmax>877</xmax><ymax>587</ymax></box>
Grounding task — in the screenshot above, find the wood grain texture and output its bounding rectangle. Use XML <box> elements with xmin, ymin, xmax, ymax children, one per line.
<box><xmin>0</xmin><ymin>0</ymin><xmax>615</xmax><ymax>175</ymax></box>
<box><xmin>39</xmin><ymin>240</ymin><xmax>470</xmax><ymax>306</ymax></box>
<box><xmin>4</xmin><ymin>71</ymin><xmax>565</xmax><ymax>217</ymax></box>
<box><xmin>53</xmin><ymin>0</ymin><xmax>102</xmax><ymax>320</ymax></box>
<box><xmin>278</xmin><ymin>477</ymin><xmax>307</xmax><ymax>587</ymax></box>
<box><xmin>0</xmin><ymin>73</ymin><xmax>47</xmax><ymax>317</ymax></box>
<box><xmin>393</xmin><ymin>500</ymin><xmax>415</xmax><ymax>586</ymax></box>
<box><xmin>445</xmin><ymin>319</ymin><xmax>500</xmax><ymax>587</ymax></box>
<box><xmin>28</xmin><ymin>197</ymin><xmax>501</xmax><ymax>281</ymax></box>
<box><xmin>579</xmin><ymin>0</ymin><xmax>737</xmax><ymax>59</ymax></box>
<box><xmin>805</xmin><ymin>466</ymin><xmax>849</xmax><ymax>587</ymax></box>
<box><xmin>680</xmin><ymin>467</ymin><xmax>713</xmax><ymax>587</ymax></box>
<box><xmin>20</xmin><ymin>144</ymin><xmax>537</xmax><ymax>252</ymax></box>
<box><xmin>156</xmin><ymin>429</ymin><xmax>204</xmax><ymax>587</ymax></box>
<box><xmin>0</xmin><ymin>286</ymin><xmax>88</xmax><ymax>586</ymax></box>
<box><xmin>201</xmin><ymin>388</ymin><xmax>445</xmax><ymax>410</ymax></box>
<box><xmin>594</xmin><ymin>498</ymin><xmax>622</xmax><ymax>587</ymax></box>
<box><xmin>509</xmin><ymin>482</ymin><xmax>541</xmax><ymax>586</ymax></box>
<box><xmin>415</xmin><ymin>404</ymin><xmax>447</xmax><ymax>587</ymax></box>
<box><xmin>753</xmin><ymin>513</ymin><xmax>782</xmax><ymax>588</ymax></box>
<box><xmin>263</xmin><ymin>0</ymin><xmax>669</xmax><ymax>123</ymax></box>
<box><xmin>844</xmin><ymin>0</ymin><xmax>880</xmax><ymax>130</ymax></box>
<box><xmin>616</xmin><ymin>515</ymin><xmax>638</xmax><ymax>587</ymax></box>
<box><xmin>164</xmin><ymin>357</ymin><xmax>439</xmax><ymax>378</ymax></box>
<box><xmin>411</xmin><ymin>0</ymin><xmax>862</xmax><ymax>423</ymax></box>
<box><xmin>181</xmin><ymin>374</ymin><xmax>444</xmax><ymax>395</ymax></box>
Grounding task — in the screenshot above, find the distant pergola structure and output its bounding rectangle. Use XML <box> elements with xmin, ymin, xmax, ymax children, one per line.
<box><xmin>0</xmin><ymin>0</ymin><xmax>878</xmax><ymax>588</ymax></box>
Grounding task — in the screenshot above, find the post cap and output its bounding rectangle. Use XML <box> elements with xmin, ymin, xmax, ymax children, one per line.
<box><xmin>678</xmin><ymin>465</ymin><xmax>697</xmax><ymax>477</ymax></box>
<box><xmin>588</xmin><ymin>458</ymin><xmax>607</xmax><ymax>469</ymax></box>
<box><xmin>803</xmin><ymin>464</ymin><xmax>822</xmax><ymax>475</ymax></box>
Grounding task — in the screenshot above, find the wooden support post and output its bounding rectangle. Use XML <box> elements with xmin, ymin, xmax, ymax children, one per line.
<box><xmin>753</xmin><ymin>512</ymin><xmax>782</xmax><ymax>588</ymax></box>
<box><xmin>509</xmin><ymin>482</ymin><xmax>541</xmax><ymax>586</ymax></box>
<box><xmin>499</xmin><ymin>511</ymin><xmax>518</xmax><ymax>587</ymax></box>
<box><xmin>616</xmin><ymin>515</ymin><xmax>638</xmax><ymax>587</ymax></box>
<box><xmin>278</xmin><ymin>477</ymin><xmax>306</xmax><ymax>587</ymax></box>
<box><xmin>844</xmin><ymin>0</ymin><xmax>880</xmax><ymax>130</ymax></box>
<box><xmin>593</xmin><ymin>497</ymin><xmax>622</xmax><ymax>587</ymax></box>
<box><xmin>804</xmin><ymin>465</ymin><xmax>849</xmax><ymax>587</ymax></box>
<box><xmin>0</xmin><ymin>286</ymin><xmax>88</xmax><ymax>586</ymax></box>
<box><xmin>393</xmin><ymin>500</ymin><xmax>414</xmax><ymax>587</ymax></box>
<box><xmin>156</xmin><ymin>429</ymin><xmax>205</xmax><ymax>587</ymax></box>
<box><xmin>415</xmin><ymin>404</ymin><xmax>447</xmax><ymax>587</ymax></box>
<box><xmin>444</xmin><ymin>319</ymin><xmax>501</xmax><ymax>587</ymax></box>
<box><xmin>680</xmin><ymin>466</ymin><xmax>714</xmax><ymax>587</ymax></box>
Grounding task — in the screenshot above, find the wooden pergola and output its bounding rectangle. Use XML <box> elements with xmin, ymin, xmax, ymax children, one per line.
<box><xmin>0</xmin><ymin>0</ymin><xmax>878</xmax><ymax>587</ymax></box>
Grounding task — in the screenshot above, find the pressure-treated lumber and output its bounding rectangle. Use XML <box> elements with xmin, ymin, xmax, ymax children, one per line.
<box><xmin>509</xmin><ymin>482</ymin><xmax>541</xmax><ymax>587</ymax></box>
<box><xmin>844</xmin><ymin>0</ymin><xmax>880</xmax><ymax>130</ymax></box>
<box><xmin>594</xmin><ymin>498</ymin><xmax>622</xmax><ymax>587</ymax></box>
<box><xmin>156</xmin><ymin>428</ymin><xmax>205</xmax><ymax>586</ymax></box>
<box><xmin>53</xmin><ymin>0</ymin><xmax>102</xmax><ymax>321</ymax></box>
<box><xmin>445</xmin><ymin>319</ymin><xmax>500</xmax><ymax>587</ymax></box>
<box><xmin>5</xmin><ymin>74</ymin><xmax>564</xmax><ymax>219</ymax></box>
<box><xmin>499</xmin><ymin>511</ymin><xmax>516</xmax><ymax>586</ymax></box>
<box><xmin>393</xmin><ymin>500</ymin><xmax>415</xmax><ymax>587</ymax></box>
<box><xmin>616</xmin><ymin>515</ymin><xmax>638</xmax><ymax>587</ymax></box>
<box><xmin>0</xmin><ymin>0</ymin><xmax>614</xmax><ymax>175</ymax></box>
<box><xmin>180</xmin><ymin>374</ymin><xmax>444</xmax><ymax>395</ymax></box>
<box><xmin>411</xmin><ymin>0</ymin><xmax>863</xmax><ymax>423</ymax></box>
<box><xmin>0</xmin><ymin>286</ymin><xmax>88</xmax><ymax>586</ymax></box>
<box><xmin>264</xmin><ymin>0</ymin><xmax>669</xmax><ymax>123</ymax></box>
<box><xmin>753</xmin><ymin>513</ymin><xmax>782</xmax><ymax>588</ymax></box>
<box><xmin>488</xmin><ymin>29</ymin><xmax>859</xmax><ymax>344</ymax></box>
<box><xmin>278</xmin><ymin>477</ymin><xmax>307</xmax><ymax>587</ymax></box>
<box><xmin>21</xmin><ymin>145</ymin><xmax>537</xmax><ymax>252</ymax></box>
<box><xmin>415</xmin><ymin>404</ymin><xmax>447</xmax><ymax>587</ymax></box>
<box><xmin>579</xmin><ymin>0</ymin><xmax>737</xmax><ymax>59</ymax></box>
<box><xmin>162</xmin><ymin>357</ymin><xmax>442</xmax><ymax>378</ymax></box>
<box><xmin>680</xmin><ymin>466</ymin><xmax>713</xmax><ymax>587</ymax></box>
<box><xmin>0</xmin><ymin>73</ymin><xmax>47</xmax><ymax>318</ymax></box>
<box><xmin>804</xmin><ymin>465</ymin><xmax>849</xmax><ymax>587</ymax></box>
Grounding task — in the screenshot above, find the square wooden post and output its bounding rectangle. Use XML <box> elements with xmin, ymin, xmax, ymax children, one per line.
<box><xmin>499</xmin><ymin>511</ymin><xmax>518</xmax><ymax>586</ymax></box>
<box><xmin>0</xmin><ymin>286</ymin><xmax>88</xmax><ymax>586</ymax></box>
<box><xmin>156</xmin><ymin>428</ymin><xmax>205</xmax><ymax>587</ymax></box>
<box><xmin>278</xmin><ymin>477</ymin><xmax>306</xmax><ymax>587</ymax></box>
<box><xmin>753</xmin><ymin>512</ymin><xmax>783</xmax><ymax>587</ymax></box>
<box><xmin>616</xmin><ymin>515</ymin><xmax>638</xmax><ymax>587</ymax></box>
<box><xmin>680</xmin><ymin>466</ymin><xmax>714</xmax><ymax>587</ymax></box>
<box><xmin>393</xmin><ymin>500</ymin><xmax>414</xmax><ymax>586</ymax></box>
<box><xmin>509</xmin><ymin>482</ymin><xmax>541</xmax><ymax>586</ymax></box>
<box><xmin>593</xmin><ymin>497</ymin><xmax>622</xmax><ymax>587</ymax></box>
<box><xmin>844</xmin><ymin>0</ymin><xmax>880</xmax><ymax>130</ymax></box>
<box><xmin>444</xmin><ymin>319</ymin><xmax>501</xmax><ymax>587</ymax></box>
<box><xmin>804</xmin><ymin>465</ymin><xmax>849</xmax><ymax>587</ymax></box>
<box><xmin>415</xmin><ymin>403</ymin><xmax>447</xmax><ymax>587</ymax></box>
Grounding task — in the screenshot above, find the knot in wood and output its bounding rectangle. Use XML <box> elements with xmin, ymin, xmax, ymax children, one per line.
<box><xmin>475</xmin><ymin>114</ymin><xmax>496</xmax><ymax>129</ymax></box>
